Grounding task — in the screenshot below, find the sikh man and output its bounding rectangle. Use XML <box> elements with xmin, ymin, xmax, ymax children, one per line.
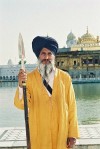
<box><xmin>14</xmin><ymin>36</ymin><xmax>80</xmax><ymax>149</ymax></box>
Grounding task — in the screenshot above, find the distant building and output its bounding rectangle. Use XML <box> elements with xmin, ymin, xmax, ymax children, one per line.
<box><xmin>56</xmin><ymin>28</ymin><xmax>100</xmax><ymax>79</ymax></box>
<box><xmin>0</xmin><ymin>60</ymin><xmax>37</xmax><ymax>82</ymax></box>
<box><xmin>66</xmin><ymin>31</ymin><xmax>77</xmax><ymax>48</ymax></box>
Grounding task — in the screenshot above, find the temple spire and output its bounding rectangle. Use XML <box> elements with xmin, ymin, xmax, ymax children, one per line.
<box><xmin>87</xmin><ymin>26</ymin><xmax>88</xmax><ymax>34</ymax></box>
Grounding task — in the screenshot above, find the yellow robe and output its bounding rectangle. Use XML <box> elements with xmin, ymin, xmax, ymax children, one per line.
<box><xmin>14</xmin><ymin>68</ymin><xmax>79</xmax><ymax>149</ymax></box>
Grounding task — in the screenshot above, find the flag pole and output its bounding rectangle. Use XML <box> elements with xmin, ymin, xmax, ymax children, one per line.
<box><xmin>18</xmin><ymin>33</ymin><xmax>31</xmax><ymax>149</ymax></box>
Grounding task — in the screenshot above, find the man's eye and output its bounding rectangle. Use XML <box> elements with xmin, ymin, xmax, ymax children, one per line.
<box><xmin>41</xmin><ymin>53</ymin><xmax>46</xmax><ymax>55</ymax></box>
<box><xmin>48</xmin><ymin>53</ymin><xmax>52</xmax><ymax>56</ymax></box>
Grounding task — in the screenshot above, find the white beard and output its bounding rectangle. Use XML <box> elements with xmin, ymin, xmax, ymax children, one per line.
<box><xmin>37</xmin><ymin>59</ymin><xmax>55</xmax><ymax>81</ymax></box>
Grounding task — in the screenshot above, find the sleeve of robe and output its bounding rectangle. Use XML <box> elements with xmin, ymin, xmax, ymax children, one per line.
<box><xmin>66</xmin><ymin>76</ymin><xmax>80</xmax><ymax>138</ymax></box>
<box><xmin>14</xmin><ymin>74</ymin><xmax>32</xmax><ymax>110</ymax></box>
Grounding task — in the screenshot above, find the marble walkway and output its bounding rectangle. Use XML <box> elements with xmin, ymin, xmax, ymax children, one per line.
<box><xmin>0</xmin><ymin>124</ymin><xmax>100</xmax><ymax>148</ymax></box>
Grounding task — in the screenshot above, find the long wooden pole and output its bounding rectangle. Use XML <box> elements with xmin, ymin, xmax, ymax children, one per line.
<box><xmin>18</xmin><ymin>33</ymin><xmax>31</xmax><ymax>149</ymax></box>
<box><xmin>22</xmin><ymin>81</ymin><xmax>31</xmax><ymax>149</ymax></box>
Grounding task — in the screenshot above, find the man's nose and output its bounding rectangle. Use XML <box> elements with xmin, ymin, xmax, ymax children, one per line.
<box><xmin>45</xmin><ymin>54</ymin><xmax>49</xmax><ymax>59</ymax></box>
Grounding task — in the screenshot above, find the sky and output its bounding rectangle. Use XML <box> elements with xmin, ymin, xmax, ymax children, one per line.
<box><xmin>0</xmin><ymin>0</ymin><xmax>100</xmax><ymax>65</ymax></box>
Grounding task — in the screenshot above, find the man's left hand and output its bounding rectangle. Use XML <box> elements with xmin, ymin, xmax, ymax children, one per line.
<box><xmin>66</xmin><ymin>137</ymin><xmax>76</xmax><ymax>148</ymax></box>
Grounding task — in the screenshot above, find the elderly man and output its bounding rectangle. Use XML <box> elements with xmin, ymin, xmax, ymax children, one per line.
<box><xmin>14</xmin><ymin>36</ymin><xmax>79</xmax><ymax>149</ymax></box>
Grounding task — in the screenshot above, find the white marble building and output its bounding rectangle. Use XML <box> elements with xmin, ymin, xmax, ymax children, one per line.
<box><xmin>0</xmin><ymin>60</ymin><xmax>37</xmax><ymax>82</ymax></box>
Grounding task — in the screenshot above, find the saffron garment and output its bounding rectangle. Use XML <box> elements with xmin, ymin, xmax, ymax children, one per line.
<box><xmin>14</xmin><ymin>68</ymin><xmax>80</xmax><ymax>149</ymax></box>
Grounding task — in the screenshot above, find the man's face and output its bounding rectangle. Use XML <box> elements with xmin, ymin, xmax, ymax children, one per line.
<box><xmin>39</xmin><ymin>48</ymin><xmax>55</xmax><ymax>65</ymax></box>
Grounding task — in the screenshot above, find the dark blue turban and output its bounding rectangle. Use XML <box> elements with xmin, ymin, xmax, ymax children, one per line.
<box><xmin>32</xmin><ymin>36</ymin><xmax>58</xmax><ymax>58</ymax></box>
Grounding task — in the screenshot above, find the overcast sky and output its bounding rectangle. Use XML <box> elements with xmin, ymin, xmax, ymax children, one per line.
<box><xmin>0</xmin><ymin>0</ymin><xmax>100</xmax><ymax>65</ymax></box>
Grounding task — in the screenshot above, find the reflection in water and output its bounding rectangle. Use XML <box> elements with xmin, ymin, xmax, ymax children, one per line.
<box><xmin>0</xmin><ymin>82</ymin><xmax>100</xmax><ymax>127</ymax></box>
<box><xmin>0</xmin><ymin>82</ymin><xmax>18</xmax><ymax>88</ymax></box>
<box><xmin>74</xmin><ymin>83</ymin><xmax>100</xmax><ymax>100</ymax></box>
<box><xmin>74</xmin><ymin>83</ymin><xmax>100</xmax><ymax>124</ymax></box>
<box><xmin>0</xmin><ymin>82</ymin><xmax>25</xmax><ymax>127</ymax></box>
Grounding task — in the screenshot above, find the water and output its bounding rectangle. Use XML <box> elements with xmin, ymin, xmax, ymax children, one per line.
<box><xmin>0</xmin><ymin>82</ymin><xmax>25</xmax><ymax>127</ymax></box>
<box><xmin>74</xmin><ymin>83</ymin><xmax>100</xmax><ymax>124</ymax></box>
<box><xmin>0</xmin><ymin>82</ymin><xmax>100</xmax><ymax>127</ymax></box>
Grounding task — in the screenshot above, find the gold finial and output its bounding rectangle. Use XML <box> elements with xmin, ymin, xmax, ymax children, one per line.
<box><xmin>87</xmin><ymin>26</ymin><xmax>88</xmax><ymax>34</ymax></box>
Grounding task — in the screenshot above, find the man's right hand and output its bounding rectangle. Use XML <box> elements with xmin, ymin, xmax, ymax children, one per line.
<box><xmin>18</xmin><ymin>69</ymin><xmax>27</xmax><ymax>88</ymax></box>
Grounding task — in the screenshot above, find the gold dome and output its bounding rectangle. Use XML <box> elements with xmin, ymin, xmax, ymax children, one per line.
<box><xmin>79</xmin><ymin>28</ymin><xmax>97</xmax><ymax>43</ymax></box>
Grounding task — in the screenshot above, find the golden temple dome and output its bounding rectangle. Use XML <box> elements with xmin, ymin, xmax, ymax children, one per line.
<box><xmin>79</xmin><ymin>27</ymin><xmax>97</xmax><ymax>43</ymax></box>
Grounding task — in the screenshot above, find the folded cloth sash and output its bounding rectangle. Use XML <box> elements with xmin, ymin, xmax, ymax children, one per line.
<box><xmin>43</xmin><ymin>79</ymin><xmax>52</xmax><ymax>95</ymax></box>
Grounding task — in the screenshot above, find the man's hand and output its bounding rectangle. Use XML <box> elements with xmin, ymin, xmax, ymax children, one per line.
<box><xmin>18</xmin><ymin>69</ymin><xmax>27</xmax><ymax>88</ymax></box>
<box><xmin>66</xmin><ymin>137</ymin><xmax>76</xmax><ymax>148</ymax></box>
